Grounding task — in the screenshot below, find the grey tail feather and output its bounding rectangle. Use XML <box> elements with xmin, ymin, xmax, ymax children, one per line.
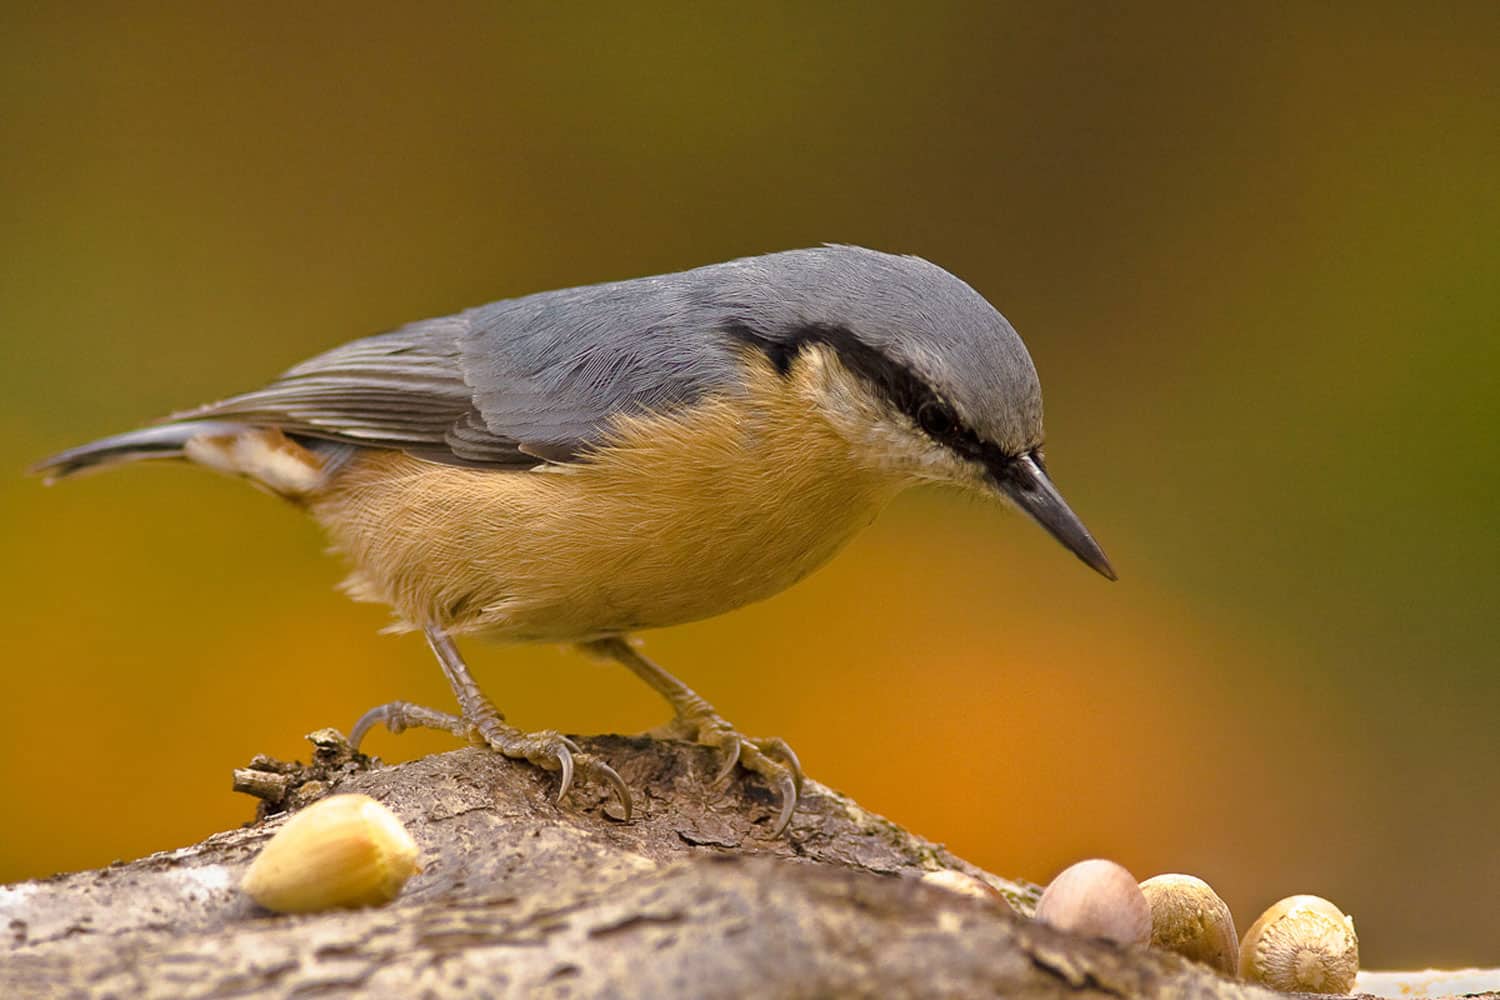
<box><xmin>29</xmin><ymin>421</ymin><xmax>249</xmax><ymax>483</ymax></box>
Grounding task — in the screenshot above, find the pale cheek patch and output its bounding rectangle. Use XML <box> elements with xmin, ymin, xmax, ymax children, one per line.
<box><xmin>798</xmin><ymin>347</ymin><xmax>988</xmax><ymax>492</ymax></box>
<box><xmin>183</xmin><ymin>428</ymin><xmax>327</xmax><ymax>498</ymax></box>
<box><xmin>907</xmin><ymin>441</ymin><xmax>987</xmax><ymax>489</ymax></box>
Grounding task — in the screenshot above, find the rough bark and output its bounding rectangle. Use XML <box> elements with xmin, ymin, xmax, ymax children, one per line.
<box><xmin>0</xmin><ymin>732</ymin><xmax>1482</xmax><ymax>999</ymax></box>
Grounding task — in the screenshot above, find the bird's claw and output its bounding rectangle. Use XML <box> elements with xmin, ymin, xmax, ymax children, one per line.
<box><xmin>350</xmin><ymin>700</ymin><xmax>467</xmax><ymax>750</ymax></box>
<box><xmin>751</xmin><ymin>735</ymin><xmax>804</xmax><ymax>794</ymax></box>
<box><xmin>579</xmin><ymin>754</ymin><xmax>633</xmax><ymax>822</ymax></box>
<box><xmin>712</xmin><ymin>736</ymin><xmax>742</xmax><ymax>784</ymax></box>
<box><xmin>734</xmin><ymin>736</ymin><xmax>802</xmax><ymax>837</ymax></box>
<box><xmin>681</xmin><ymin>718</ymin><xmax>804</xmax><ymax>836</ymax></box>
<box><xmin>552</xmin><ymin>739</ymin><xmax>575</xmax><ymax>801</ymax></box>
<box><xmin>770</xmin><ymin>768</ymin><xmax>798</xmax><ymax>837</ymax></box>
<box><xmin>547</xmin><ymin>741</ymin><xmax>631</xmax><ymax>821</ymax></box>
<box><xmin>471</xmin><ymin>726</ymin><xmax>631</xmax><ymax>821</ymax></box>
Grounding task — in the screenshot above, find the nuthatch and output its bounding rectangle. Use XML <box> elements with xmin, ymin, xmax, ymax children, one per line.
<box><xmin>34</xmin><ymin>245</ymin><xmax>1113</xmax><ymax>835</ymax></box>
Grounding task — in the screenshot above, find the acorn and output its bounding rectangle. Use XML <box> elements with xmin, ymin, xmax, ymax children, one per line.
<box><xmin>1239</xmin><ymin>894</ymin><xmax>1359</xmax><ymax>994</ymax></box>
<box><xmin>241</xmin><ymin>793</ymin><xmax>421</xmax><ymax>913</ymax></box>
<box><xmin>1034</xmin><ymin>859</ymin><xmax>1151</xmax><ymax>946</ymax></box>
<box><xmin>1139</xmin><ymin>873</ymin><xmax>1238</xmax><ymax>975</ymax></box>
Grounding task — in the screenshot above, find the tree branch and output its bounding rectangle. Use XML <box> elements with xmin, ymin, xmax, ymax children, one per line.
<box><xmin>0</xmin><ymin>732</ymin><xmax>1472</xmax><ymax>998</ymax></box>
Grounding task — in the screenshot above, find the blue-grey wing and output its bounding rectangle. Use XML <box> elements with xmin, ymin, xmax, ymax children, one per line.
<box><xmin>171</xmin><ymin>278</ymin><xmax>746</xmax><ymax>467</ymax></box>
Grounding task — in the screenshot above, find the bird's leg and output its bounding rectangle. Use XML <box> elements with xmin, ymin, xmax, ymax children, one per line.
<box><xmin>350</xmin><ymin>627</ymin><xmax>631</xmax><ymax>820</ymax></box>
<box><xmin>580</xmin><ymin>636</ymin><xmax>802</xmax><ymax>835</ymax></box>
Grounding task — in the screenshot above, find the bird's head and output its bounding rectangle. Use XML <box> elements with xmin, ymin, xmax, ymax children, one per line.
<box><xmin>720</xmin><ymin>245</ymin><xmax>1115</xmax><ymax>580</ymax></box>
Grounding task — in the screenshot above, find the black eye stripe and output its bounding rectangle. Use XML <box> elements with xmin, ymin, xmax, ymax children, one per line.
<box><xmin>725</xmin><ymin>321</ymin><xmax>1015</xmax><ymax>465</ymax></box>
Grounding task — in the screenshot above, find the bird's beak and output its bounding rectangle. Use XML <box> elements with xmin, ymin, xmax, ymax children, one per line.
<box><xmin>989</xmin><ymin>453</ymin><xmax>1116</xmax><ymax>580</ymax></box>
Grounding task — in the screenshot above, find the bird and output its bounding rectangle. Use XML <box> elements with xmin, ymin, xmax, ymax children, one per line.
<box><xmin>33</xmin><ymin>245</ymin><xmax>1114</xmax><ymax>835</ymax></box>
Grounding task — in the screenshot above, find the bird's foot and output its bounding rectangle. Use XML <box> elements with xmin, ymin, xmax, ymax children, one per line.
<box><xmin>655</xmin><ymin>708</ymin><xmax>803</xmax><ymax>836</ymax></box>
<box><xmin>350</xmin><ymin>699</ymin><xmax>632</xmax><ymax>821</ymax></box>
<box><xmin>470</xmin><ymin>717</ymin><xmax>633</xmax><ymax>823</ymax></box>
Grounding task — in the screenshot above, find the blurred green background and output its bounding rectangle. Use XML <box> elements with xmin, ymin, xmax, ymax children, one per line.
<box><xmin>3</xmin><ymin>3</ymin><xmax>1496</xmax><ymax>967</ymax></box>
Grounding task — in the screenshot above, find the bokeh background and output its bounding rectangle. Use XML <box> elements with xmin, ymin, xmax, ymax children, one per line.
<box><xmin>3</xmin><ymin>3</ymin><xmax>1496</xmax><ymax>967</ymax></box>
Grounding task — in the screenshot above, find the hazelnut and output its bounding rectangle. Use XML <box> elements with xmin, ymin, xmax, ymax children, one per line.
<box><xmin>1034</xmin><ymin>859</ymin><xmax>1150</xmax><ymax>946</ymax></box>
<box><xmin>1239</xmin><ymin>894</ymin><xmax>1358</xmax><ymax>994</ymax></box>
<box><xmin>241</xmin><ymin>793</ymin><xmax>420</xmax><ymax>913</ymax></box>
<box><xmin>1139</xmin><ymin>873</ymin><xmax>1238</xmax><ymax>975</ymax></box>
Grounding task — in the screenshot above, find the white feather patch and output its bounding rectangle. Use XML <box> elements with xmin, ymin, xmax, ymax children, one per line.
<box><xmin>183</xmin><ymin>428</ymin><xmax>327</xmax><ymax>497</ymax></box>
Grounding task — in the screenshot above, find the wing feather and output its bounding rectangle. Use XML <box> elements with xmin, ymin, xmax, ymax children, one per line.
<box><xmin>161</xmin><ymin>276</ymin><xmax>745</xmax><ymax>469</ymax></box>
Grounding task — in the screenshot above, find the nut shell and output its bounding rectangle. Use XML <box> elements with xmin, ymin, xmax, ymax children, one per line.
<box><xmin>1034</xmin><ymin>859</ymin><xmax>1151</xmax><ymax>946</ymax></box>
<box><xmin>242</xmin><ymin>793</ymin><xmax>420</xmax><ymax>913</ymax></box>
<box><xmin>920</xmin><ymin>869</ymin><xmax>1012</xmax><ymax>909</ymax></box>
<box><xmin>1139</xmin><ymin>873</ymin><xmax>1238</xmax><ymax>975</ymax></box>
<box><xmin>1239</xmin><ymin>894</ymin><xmax>1359</xmax><ymax>994</ymax></box>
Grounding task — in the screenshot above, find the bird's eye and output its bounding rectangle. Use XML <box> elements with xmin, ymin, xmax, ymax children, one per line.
<box><xmin>916</xmin><ymin>401</ymin><xmax>959</xmax><ymax>439</ymax></box>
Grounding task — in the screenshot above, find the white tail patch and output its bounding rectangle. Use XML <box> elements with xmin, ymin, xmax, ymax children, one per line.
<box><xmin>183</xmin><ymin>428</ymin><xmax>328</xmax><ymax>498</ymax></box>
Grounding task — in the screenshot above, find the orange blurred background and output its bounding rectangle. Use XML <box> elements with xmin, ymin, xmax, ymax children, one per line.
<box><xmin>2</xmin><ymin>4</ymin><xmax>1496</xmax><ymax>967</ymax></box>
